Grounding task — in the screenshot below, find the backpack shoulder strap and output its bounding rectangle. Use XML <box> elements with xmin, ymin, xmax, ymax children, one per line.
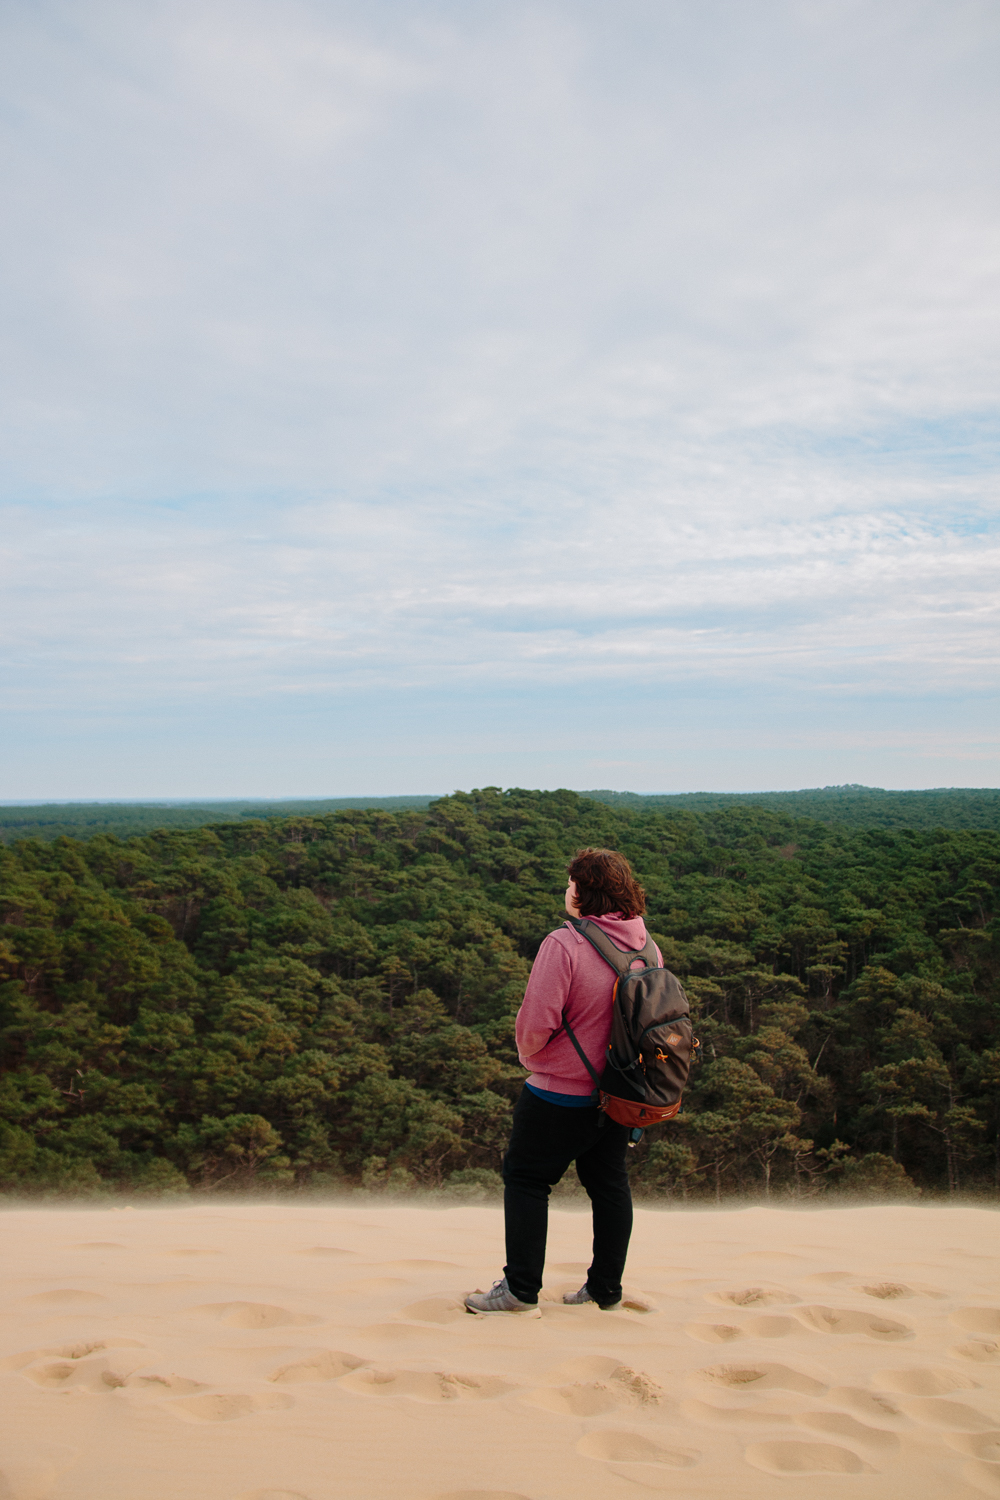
<box><xmin>559</xmin><ymin>1016</ymin><xmax>601</xmax><ymax>1101</ymax></box>
<box><xmin>566</xmin><ymin>917</ymin><xmax>659</xmax><ymax>975</ymax></box>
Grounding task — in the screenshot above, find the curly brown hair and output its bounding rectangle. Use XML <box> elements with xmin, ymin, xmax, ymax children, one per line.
<box><xmin>567</xmin><ymin>847</ymin><xmax>646</xmax><ymax>919</ymax></box>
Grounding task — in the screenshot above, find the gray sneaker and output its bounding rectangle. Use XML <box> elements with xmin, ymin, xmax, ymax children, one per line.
<box><xmin>563</xmin><ymin>1283</ymin><xmax>622</xmax><ymax>1311</ymax></box>
<box><xmin>465</xmin><ymin>1277</ymin><xmax>541</xmax><ymax>1317</ymax></box>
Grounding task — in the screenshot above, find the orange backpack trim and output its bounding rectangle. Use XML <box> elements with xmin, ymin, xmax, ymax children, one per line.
<box><xmin>599</xmin><ymin>1092</ymin><xmax>681</xmax><ymax>1127</ymax></box>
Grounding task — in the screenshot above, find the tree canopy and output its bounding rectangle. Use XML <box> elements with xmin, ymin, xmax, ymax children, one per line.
<box><xmin>1</xmin><ymin>789</ymin><xmax>997</xmax><ymax>1200</ymax></box>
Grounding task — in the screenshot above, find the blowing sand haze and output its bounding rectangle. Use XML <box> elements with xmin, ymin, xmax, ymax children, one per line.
<box><xmin>3</xmin><ymin>1201</ymin><xmax>1000</xmax><ymax>1499</ymax></box>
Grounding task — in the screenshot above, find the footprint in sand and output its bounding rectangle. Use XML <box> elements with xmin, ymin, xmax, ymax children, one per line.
<box><xmin>22</xmin><ymin>1359</ymin><xmax>137</xmax><ymax>1392</ymax></box>
<box><xmin>686</xmin><ymin>1315</ymin><xmax>797</xmax><ymax>1342</ymax></box>
<box><xmin>745</xmin><ymin>1440</ymin><xmax>875</xmax><ymax>1475</ymax></box>
<box><xmin>893</xmin><ymin>1396</ymin><xmax>997</xmax><ymax>1431</ymax></box>
<box><xmin>576</xmin><ymin>1430</ymin><xmax>700</xmax><ymax>1476</ymax></box>
<box><xmin>859</xmin><ymin>1282</ymin><xmax>914</xmax><ymax>1300</ymax></box>
<box><xmin>22</xmin><ymin>1364</ymin><xmax>152</xmax><ymax>1395</ymax></box>
<box><xmin>166</xmin><ymin>1392</ymin><xmax>295</xmax><ymax>1423</ymax></box>
<box><xmin>943</xmin><ymin>1432</ymin><xmax>1000</xmax><ymax>1461</ymax></box>
<box><xmin>16</xmin><ymin>1346</ymin><xmax>155</xmax><ymax>1393</ymax></box>
<box><xmin>682</xmin><ymin>1398</ymin><xmax>797</xmax><ymax>1428</ymax></box>
<box><xmin>528</xmin><ymin>1360</ymin><xmax>662</xmax><ymax>1420</ymax></box>
<box><xmin>872</xmin><ymin>1367</ymin><xmax>979</xmax><ymax>1396</ymax></box>
<box><xmin>339</xmin><ymin>1368</ymin><xmax>514</xmax><ymax>1403</ymax></box>
<box><xmin>620</xmin><ymin>1294</ymin><xmax>657</xmax><ymax>1313</ymax></box>
<box><xmin>191</xmin><ymin>1302</ymin><xmax>321</xmax><ymax>1329</ymax></box>
<box><xmin>793</xmin><ymin>1306</ymin><xmax>912</xmax><ymax>1340</ymax></box>
<box><xmin>537</xmin><ymin>1356</ymin><xmax>662</xmax><ymax>1405</ymax></box>
<box><xmin>690</xmin><ymin>1362</ymin><xmax>827</xmax><ymax>1396</ymax></box>
<box><xmin>953</xmin><ymin>1309</ymin><xmax>1000</xmax><ymax>1336</ymax></box>
<box><xmin>22</xmin><ymin>1360</ymin><xmax>100</xmax><ymax>1390</ymax></box>
<box><xmin>530</xmin><ymin>1383</ymin><xmax>620</xmax><ymax>1416</ymax></box>
<box><xmin>707</xmin><ymin>1287</ymin><xmax>799</xmax><ymax>1308</ymax></box>
<box><xmin>794</xmin><ymin>1412</ymin><xmax>900</xmax><ymax>1455</ymax></box>
<box><xmin>825</xmin><ymin>1387</ymin><xmax>909</xmax><ymax>1428</ymax></box>
<box><xmin>268</xmin><ymin>1351</ymin><xmax>365</xmax><ymax>1384</ymax></box>
<box><xmin>954</xmin><ymin>1341</ymin><xmax>1000</xmax><ymax>1363</ymax></box>
<box><xmin>1</xmin><ymin>1338</ymin><xmax>145</xmax><ymax>1372</ymax></box>
<box><xmin>127</xmin><ymin>1375</ymin><xmax>206</xmax><ymax>1396</ymax></box>
<box><xmin>685</xmin><ymin>1323</ymin><xmax>746</xmax><ymax>1344</ymax></box>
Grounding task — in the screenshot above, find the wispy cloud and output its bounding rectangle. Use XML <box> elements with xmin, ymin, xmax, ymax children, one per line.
<box><xmin>1</xmin><ymin>0</ymin><xmax>998</xmax><ymax>794</ymax></box>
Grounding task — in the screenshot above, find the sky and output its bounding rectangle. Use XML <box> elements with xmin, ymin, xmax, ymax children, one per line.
<box><xmin>1</xmin><ymin>0</ymin><xmax>998</xmax><ymax>799</ymax></box>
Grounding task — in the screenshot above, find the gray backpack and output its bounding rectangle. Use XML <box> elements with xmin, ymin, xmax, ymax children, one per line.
<box><xmin>560</xmin><ymin>918</ymin><xmax>697</xmax><ymax>1142</ymax></box>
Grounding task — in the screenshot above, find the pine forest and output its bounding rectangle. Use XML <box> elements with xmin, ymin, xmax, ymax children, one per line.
<box><xmin>1</xmin><ymin>789</ymin><xmax>998</xmax><ymax>1203</ymax></box>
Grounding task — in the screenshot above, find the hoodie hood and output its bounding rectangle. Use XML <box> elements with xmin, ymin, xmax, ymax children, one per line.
<box><xmin>572</xmin><ymin>910</ymin><xmax>649</xmax><ymax>951</ymax></box>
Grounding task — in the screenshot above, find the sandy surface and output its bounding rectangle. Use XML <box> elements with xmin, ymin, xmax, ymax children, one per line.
<box><xmin>2</xmin><ymin>1201</ymin><xmax>1000</xmax><ymax>1500</ymax></box>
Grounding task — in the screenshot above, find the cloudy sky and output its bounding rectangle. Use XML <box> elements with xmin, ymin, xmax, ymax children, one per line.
<box><xmin>2</xmin><ymin>0</ymin><xmax>998</xmax><ymax>798</ymax></box>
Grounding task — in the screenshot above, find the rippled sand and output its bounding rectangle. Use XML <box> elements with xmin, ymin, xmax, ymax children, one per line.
<box><xmin>2</xmin><ymin>1201</ymin><xmax>1000</xmax><ymax>1499</ymax></box>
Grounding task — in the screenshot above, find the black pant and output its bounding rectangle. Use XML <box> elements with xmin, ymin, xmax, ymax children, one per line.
<box><xmin>501</xmin><ymin>1085</ymin><xmax>633</xmax><ymax>1306</ymax></box>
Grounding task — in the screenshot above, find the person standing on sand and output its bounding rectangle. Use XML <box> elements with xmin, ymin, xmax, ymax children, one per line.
<box><xmin>465</xmin><ymin>847</ymin><xmax>659</xmax><ymax>1317</ymax></box>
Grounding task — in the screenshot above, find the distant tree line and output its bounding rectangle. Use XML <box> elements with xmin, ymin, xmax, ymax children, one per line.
<box><xmin>0</xmin><ymin>797</ymin><xmax>438</xmax><ymax>845</ymax></box>
<box><xmin>583</xmin><ymin>784</ymin><xmax>1000</xmax><ymax>832</ymax></box>
<box><xmin>4</xmin><ymin>784</ymin><xmax>1000</xmax><ymax>846</ymax></box>
<box><xmin>1</xmin><ymin>789</ymin><xmax>997</xmax><ymax>1200</ymax></box>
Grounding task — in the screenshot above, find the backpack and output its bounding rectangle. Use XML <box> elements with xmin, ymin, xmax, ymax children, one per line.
<box><xmin>559</xmin><ymin>917</ymin><xmax>698</xmax><ymax>1143</ymax></box>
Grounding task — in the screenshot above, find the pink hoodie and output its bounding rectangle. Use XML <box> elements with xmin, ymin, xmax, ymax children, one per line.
<box><xmin>515</xmin><ymin>913</ymin><xmax>663</xmax><ymax>1096</ymax></box>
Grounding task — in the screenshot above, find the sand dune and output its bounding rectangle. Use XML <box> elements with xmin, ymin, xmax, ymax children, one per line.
<box><xmin>1</xmin><ymin>1201</ymin><xmax>999</xmax><ymax>1499</ymax></box>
